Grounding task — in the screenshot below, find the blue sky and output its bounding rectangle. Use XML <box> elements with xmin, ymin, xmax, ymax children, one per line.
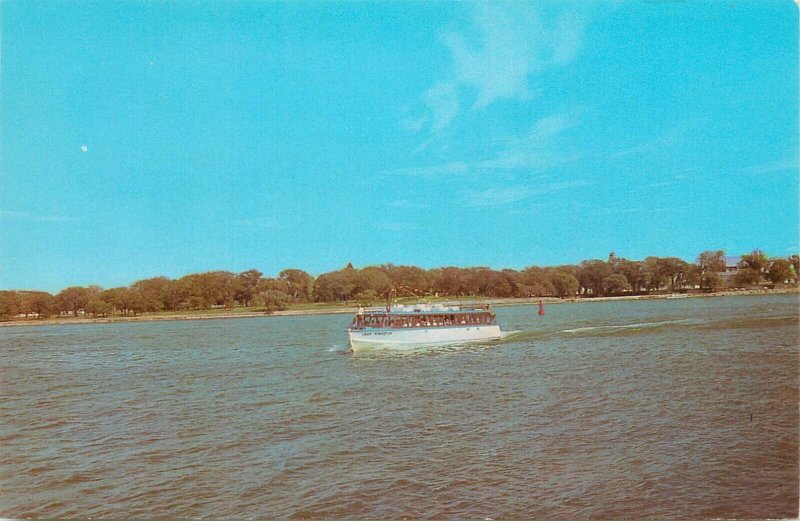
<box><xmin>1</xmin><ymin>1</ymin><xmax>797</xmax><ymax>292</ymax></box>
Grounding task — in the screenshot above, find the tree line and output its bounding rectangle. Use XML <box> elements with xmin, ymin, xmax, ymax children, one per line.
<box><xmin>1</xmin><ymin>250</ymin><xmax>797</xmax><ymax>320</ymax></box>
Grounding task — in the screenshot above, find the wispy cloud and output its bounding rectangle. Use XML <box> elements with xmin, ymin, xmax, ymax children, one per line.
<box><xmin>374</xmin><ymin>222</ymin><xmax>419</xmax><ymax>232</ymax></box>
<box><xmin>423</xmin><ymin>81</ymin><xmax>460</xmax><ymax>133</ymax></box>
<box><xmin>392</xmin><ymin>111</ymin><xmax>581</xmax><ymax>177</ymax></box>
<box><xmin>476</xmin><ymin>112</ymin><xmax>582</xmax><ymax>171</ymax></box>
<box><xmin>410</xmin><ymin>3</ymin><xmax>593</xmax><ymax>135</ymax></box>
<box><xmin>594</xmin><ymin>205</ymin><xmax>687</xmax><ymax>216</ymax></box>
<box><xmin>673</xmin><ymin>167</ymin><xmax>700</xmax><ymax>180</ymax></box>
<box><xmin>609</xmin><ymin>123</ymin><xmax>688</xmax><ymax>160</ymax></box>
<box><xmin>388</xmin><ymin>199</ymin><xmax>427</xmax><ymax>209</ymax></box>
<box><xmin>744</xmin><ymin>158</ymin><xmax>798</xmax><ymax>175</ymax></box>
<box><xmin>525</xmin><ymin>113</ymin><xmax>579</xmax><ymax>145</ymax></box>
<box><xmin>0</xmin><ymin>209</ymin><xmax>81</xmax><ymax>223</ymax></box>
<box><xmin>462</xmin><ymin>187</ymin><xmax>537</xmax><ymax>208</ymax></box>
<box><xmin>233</xmin><ymin>218</ymin><xmax>284</xmax><ymax>229</ymax></box>
<box><xmin>461</xmin><ymin>180</ymin><xmax>595</xmax><ymax>208</ymax></box>
<box><xmin>390</xmin><ymin>161</ymin><xmax>470</xmax><ymax>177</ymax></box>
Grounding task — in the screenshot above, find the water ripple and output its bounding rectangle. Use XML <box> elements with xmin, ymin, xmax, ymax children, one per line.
<box><xmin>0</xmin><ymin>294</ymin><xmax>797</xmax><ymax>519</ymax></box>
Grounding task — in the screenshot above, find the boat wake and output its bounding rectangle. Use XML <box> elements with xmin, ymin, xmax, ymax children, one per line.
<box><xmin>494</xmin><ymin>319</ymin><xmax>702</xmax><ymax>344</ymax></box>
<box><xmin>497</xmin><ymin>329</ymin><xmax>554</xmax><ymax>343</ymax></box>
<box><xmin>561</xmin><ymin>319</ymin><xmax>699</xmax><ymax>337</ymax></box>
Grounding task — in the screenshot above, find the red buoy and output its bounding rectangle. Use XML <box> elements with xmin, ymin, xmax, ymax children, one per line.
<box><xmin>538</xmin><ymin>300</ymin><xmax>545</xmax><ymax>316</ymax></box>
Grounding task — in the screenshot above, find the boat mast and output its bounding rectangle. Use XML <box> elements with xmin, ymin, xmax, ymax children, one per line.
<box><xmin>386</xmin><ymin>287</ymin><xmax>393</xmax><ymax>313</ymax></box>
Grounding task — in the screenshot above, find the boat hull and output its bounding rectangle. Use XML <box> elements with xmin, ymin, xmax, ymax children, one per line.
<box><xmin>348</xmin><ymin>325</ymin><xmax>502</xmax><ymax>351</ymax></box>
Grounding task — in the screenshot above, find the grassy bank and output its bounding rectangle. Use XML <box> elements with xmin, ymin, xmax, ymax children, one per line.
<box><xmin>1</xmin><ymin>286</ymin><xmax>797</xmax><ymax>328</ymax></box>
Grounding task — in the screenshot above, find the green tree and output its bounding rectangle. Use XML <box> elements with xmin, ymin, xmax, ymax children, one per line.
<box><xmin>263</xmin><ymin>290</ymin><xmax>290</xmax><ymax>313</ymax></box>
<box><xmin>643</xmin><ymin>257</ymin><xmax>668</xmax><ymax>292</ymax></box>
<box><xmin>21</xmin><ymin>291</ymin><xmax>58</xmax><ymax>318</ymax></box>
<box><xmin>766</xmin><ymin>259</ymin><xmax>793</xmax><ymax>284</ymax></box>
<box><xmin>696</xmin><ymin>250</ymin><xmax>726</xmax><ymax>291</ymax></box>
<box><xmin>482</xmin><ymin>269</ymin><xmax>514</xmax><ymax>297</ymax></box>
<box><xmin>430</xmin><ymin>267</ymin><xmax>469</xmax><ymax>297</ymax></box>
<box><xmin>85</xmin><ymin>299</ymin><xmax>111</xmax><ymax>317</ymax></box>
<box><xmin>125</xmin><ymin>290</ymin><xmax>147</xmax><ymax>316</ymax></box>
<box><xmin>654</xmin><ymin>257</ymin><xmax>691</xmax><ymax>291</ymax></box>
<box><xmin>237</xmin><ymin>269</ymin><xmax>263</xmax><ymax>306</ymax></box>
<box><xmin>176</xmin><ymin>271</ymin><xmax>239</xmax><ymax>309</ymax></box>
<box><xmin>0</xmin><ymin>291</ymin><xmax>21</xmax><ymax>320</ymax></box>
<box><xmin>603</xmin><ymin>274</ymin><xmax>631</xmax><ymax>296</ymax></box>
<box><xmin>357</xmin><ymin>266</ymin><xmax>393</xmax><ymax>296</ymax></box>
<box><xmin>100</xmin><ymin>288</ymin><xmax>129</xmax><ymax>314</ymax></box>
<box><xmin>738</xmin><ymin>250</ymin><xmax>769</xmax><ymax>284</ymax></box>
<box><xmin>734</xmin><ymin>268</ymin><xmax>760</xmax><ymax>286</ymax></box>
<box><xmin>789</xmin><ymin>255</ymin><xmax>799</xmax><ymax>276</ymax></box>
<box><xmin>384</xmin><ymin>265</ymin><xmax>431</xmax><ymax>294</ymax></box>
<box><xmin>99</xmin><ymin>287</ymin><xmax>145</xmax><ymax>315</ymax></box>
<box><xmin>56</xmin><ymin>286</ymin><xmax>97</xmax><ymax>316</ymax></box>
<box><xmin>355</xmin><ymin>289</ymin><xmax>379</xmax><ymax>305</ymax></box>
<box><xmin>701</xmin><ymin>271</ymin><xmax>724</xmax><ymax>292</ymax></box>
<box><xmin>579</xmin><ymin>260</ymin><xmax>612</xmax><ymax>296</ymax></box>
<box><xmin>520</xmin><ymin>266</ymin><xmax>555</xmax><ymax>296</ymax></box>
<box><xmin>612</xmin><ymin>259</ymin><xmax>646</xmax><ymax>292</ymax></box>
<box><xmin>162</xmin><ymin>279</ymin><xmax>192</xmax><ymax>310</ymax></box>
<box><xmin>313</xmin><ymin>267</ymin><xmax>358</xmax><ymax>302</ymax></box>
<box><xmin>697</xmin><ymin>250</ymin><xmax>726</xmax><ymax>273</ymax></box>
<box><xmin>549</xmin><ymin>270</ymin><xmax>579</xmax><ymax>297</ymax></box>
<box><xmin>279</xmin><ymin>269</ymin><xmax>314</xmax><ymax>302</ymax></box>
<box><xmin>131</xmin><ymin>276</ymin><xmax>171</xmax><ymax>312</ymax></box>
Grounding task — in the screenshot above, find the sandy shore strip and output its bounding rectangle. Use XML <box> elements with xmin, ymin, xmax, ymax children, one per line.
<box><xmin>1</xmin><ymin>287</ymin><xmax>797</xmax><ymax>328</ymax></box>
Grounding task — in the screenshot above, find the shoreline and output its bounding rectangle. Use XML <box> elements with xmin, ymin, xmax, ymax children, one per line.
<box><xmin>1</xmin><ymin>287</ymin><xmax>797</xmax><ymax>328</ymax></box>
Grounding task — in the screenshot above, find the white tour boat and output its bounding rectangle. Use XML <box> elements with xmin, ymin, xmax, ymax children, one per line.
<box><xmin>348</xmin><ymin>292</ymin><xmax>502</xmax><ymax>351</ymax></box>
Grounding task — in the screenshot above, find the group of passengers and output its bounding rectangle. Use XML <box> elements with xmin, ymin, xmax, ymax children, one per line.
<box><xmin>354</xmin><ymin>305</ymin><xmax>492</xmax><ymax>328</ymax></box>
<box><xmin>397</xmin><ymin>314</ymin><xmax>491</xmax><ymax>327</ymax></box>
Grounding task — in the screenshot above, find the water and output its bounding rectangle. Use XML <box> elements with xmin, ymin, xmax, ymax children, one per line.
<box><xmin>1</xmin><ymin>294</ymin><xmax>797</xmax><ymax>519</ymax></box>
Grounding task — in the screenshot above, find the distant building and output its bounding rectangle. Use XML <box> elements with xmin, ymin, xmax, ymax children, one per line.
<box><xmin>721</xmin><ymin>252</ymin><xmax>797</xmax><ymax>286</ymax></box>
<box><xmin>720</xmin><ymin>256</ymin><xmax>742</xmax><ymax>286</ymax></box>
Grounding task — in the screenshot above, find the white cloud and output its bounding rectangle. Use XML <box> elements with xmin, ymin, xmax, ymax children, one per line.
<box><xmin>388</xmin><ymin>199</ymin><xmax>427</xmax><ymax>209</ymax></box>
<box><xmin>609</xmin><ymin>123</ymin><xmax>688</xmax><ymax>160</ymax></box>
<box><xmin>594</xmin><ymin>205</ymin><xmax>687</xmax><ymax>216</ymax></box>
<box><xmin>423</xmin><ymin>81</ymin><xmax>460</xmax><ymax>132</ymax></box>
<box><xmin>0</xmin><ymin>209</ymin><xmax>81</xmax><ymax>223</ymax></box>
<box><xmin>462</xmin><ymin>186</ymin><xmax>536</xmax><ymax>208</ymax></box>
<box><xmin>526</xmin><ymin>113</ymin><xmax>578</xmax><ymax>145</ymax></box>
<box><xmin>411</xmin><ymin>3</ymin><xmax>592</xmax><ymax>135</ymax></box>
<box><xmin>744</xmin><ymin>158</ymin><xmax>798</xmax><ymax>175</ymax></box>
<box><xmin>374</xmin><ymin>222</ymin><xmax>418</xmax><ymax>232</ymax></box>
<box><xmin>233</xmin><ymin>218</ymin><xmax>284</xmax><ymax>229</ymax></box>
<box><xmin>477</xmin><ymin>112</ymin><xmax>582</xmax><ymax>171</ymax></box>
<box><xmin>390</xmin><ymin>161</ymin><xmax>470</xmax><ymax>177</ymax></box>
<box><xmin>441</xmin><ymin>5</ymin><xmax>539</xmax><ymax>110</ymax></box>
<box><xmin>393</xmin><ymin>111</ymin><xmax>581</xmax><ymax>176</ymax></box>
<box><xmin>461</xmin><ymin>180</ymin><xmax>595</xmax><ymax>208</ymax></box>
<box><xmin>477</xmin><ymin>150</ymin><xmax>575</xmax><ymax>171</ymax></box>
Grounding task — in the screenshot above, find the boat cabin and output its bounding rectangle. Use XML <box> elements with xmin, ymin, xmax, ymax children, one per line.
<box><xmin>350</xmin><ymin>304</ymin><xmax>497</xmax><ymax>330</ymax></box>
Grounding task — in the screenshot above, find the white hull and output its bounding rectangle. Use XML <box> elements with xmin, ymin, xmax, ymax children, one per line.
<box><xmin>348</xmin><ymin>325</ymin><xmax>502</xmax><ymax>351</ymax></box>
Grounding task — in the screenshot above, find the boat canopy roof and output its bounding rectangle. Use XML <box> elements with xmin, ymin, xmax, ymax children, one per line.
<box><xmin>361</xmin><ymin>303</ymin><xmax>492</xmax><ymax>315</ymax></box>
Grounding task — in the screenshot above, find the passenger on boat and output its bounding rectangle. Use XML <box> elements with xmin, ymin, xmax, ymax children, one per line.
<box><xmin>356</xmin><ymin>305</ymin><xmax>364</xmax><ymax>327</ymax></box>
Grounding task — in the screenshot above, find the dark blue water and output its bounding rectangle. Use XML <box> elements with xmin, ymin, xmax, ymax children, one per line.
<box><xmin>1</xmin><ymin>294</ymin><xmax>797</xmax><ymax>519</ymax></box>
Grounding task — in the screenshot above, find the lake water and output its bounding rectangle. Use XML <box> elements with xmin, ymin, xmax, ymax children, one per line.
<box><xmin>1</xmin><ymin>294</ymin><xmax>797</xmax><ymax>519</ymax></box>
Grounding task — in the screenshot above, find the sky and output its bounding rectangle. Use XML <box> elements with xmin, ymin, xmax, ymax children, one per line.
<box><xmin>1</xmin><ymin>1</ymin><xmax>798</xmax><ymax>293</ymax></box>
